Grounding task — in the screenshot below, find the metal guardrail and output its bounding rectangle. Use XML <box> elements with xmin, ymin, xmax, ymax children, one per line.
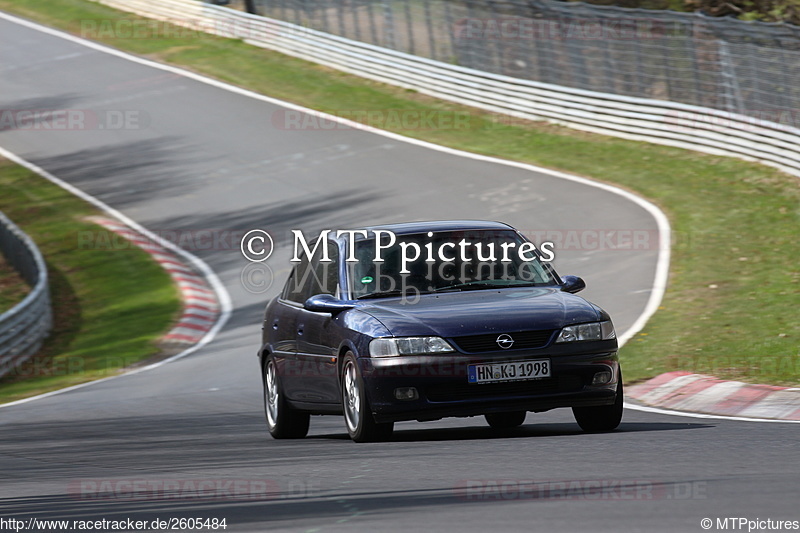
<box><xmin>96</xmin><ymin>0</ymin><xmax>800</xmax><ymax>178</ymax></box>
<box><xmin>0</xmin><ymin>211</ymin><xmax>52</xmax><ymax>377</ymax></box>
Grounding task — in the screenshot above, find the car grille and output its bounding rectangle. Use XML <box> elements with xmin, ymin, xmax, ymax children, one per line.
<box><xmin>425</xmin><ymin>375</ymin><xmax>583</xmax><ymax>402</ymax></box>
<box><xmin>450</xmin><ymin>329</ymin><xmax>556</xmax><ymax>353</ymax></box>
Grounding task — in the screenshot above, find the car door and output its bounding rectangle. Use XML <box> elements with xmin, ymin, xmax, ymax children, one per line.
<box><xmin>294</xmin><ymin>241</ymin><xmax>342</xmax><ymax>403</ymax></box>
<box><xmin>276</xmin><ymin>256</ymin><xmax>313</xmax><ymax>401</ymax></box>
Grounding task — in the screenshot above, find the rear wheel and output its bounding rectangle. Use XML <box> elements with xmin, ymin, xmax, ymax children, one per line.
<box><xmin>573</xmin><ymin>379</ymin><xmax>623</xmax><ymax>432</ymax></box>
<box><xmin>264</xmin><ymin>357</ymin><xmax>309</xmax><ymax>439</ymax></box>
<box><xmin>485</xmin><ymin>411</ymin><xmax>527</xmax><ymax>429</ymax></box>
<box><xmin>341</xmin><ymin>353</ymin><xmax>394</xmax><ymax>442</ymax></box>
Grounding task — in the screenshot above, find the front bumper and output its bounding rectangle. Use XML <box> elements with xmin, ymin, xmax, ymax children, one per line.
<box><xmin>360</xmin><ymin>346</ymin><xmax>619</xmax><ymax>423</ymax></box>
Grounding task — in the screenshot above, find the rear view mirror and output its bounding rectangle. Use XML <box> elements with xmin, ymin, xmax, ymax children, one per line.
<box><xmin>560</xmin><ymin>275</ymin><xmax>586</xmax><ymax>294</ymax></box>
<box><xmin>303</xmin><ymin>294</ymin><xmax>355</xmax><ymax>313</ymax></box>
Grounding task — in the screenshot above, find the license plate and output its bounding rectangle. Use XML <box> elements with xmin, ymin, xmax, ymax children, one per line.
<box><xmin>468</xmin><ymin>359</ymin><xmax>551</xmax><ymax>384</ymax></box>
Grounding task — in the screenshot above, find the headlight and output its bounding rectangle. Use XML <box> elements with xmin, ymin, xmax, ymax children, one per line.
<box><xmin>555</xmin><ymin>321</ymin><xmax>616</xmax><ymax>343</ymax></box>
<box><xmin>369</xmin><ymin>336</ymin><xmax>455</xmax><ymax>357</ymax></box>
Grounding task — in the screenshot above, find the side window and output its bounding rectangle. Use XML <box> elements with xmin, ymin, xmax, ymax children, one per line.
<box><xmin>283</xmin><ymin>241</ymin><xmax>340</xmax><ymax>303</ymax></box>
<box><xmin>281</xmin><ymin>270</ymin><xmax>295</xmax><ymax>301</ymax></box>
<box><xmin>315</xmin><ymin>242</ymin><xmax>339</xmax><ymax>297</ymax></box>
<box><xmin>284</xmin><ymin>257</ymin><xmax>310</xmax><ymax>304</ymax></box>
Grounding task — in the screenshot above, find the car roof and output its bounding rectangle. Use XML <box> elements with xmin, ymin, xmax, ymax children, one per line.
<box><xmin>332</xmin><ymin>220</ymin><xmax>515</xmax><ymax>242</ymax></box>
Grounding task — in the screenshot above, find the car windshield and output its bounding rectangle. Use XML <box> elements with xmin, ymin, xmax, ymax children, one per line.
<box><xmin>348</xmin><ymin>229</ymin><xmax>559</xmax><ymax>299</ymax></box>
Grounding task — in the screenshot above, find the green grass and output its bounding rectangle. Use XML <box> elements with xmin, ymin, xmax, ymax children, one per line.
<box><xmin>0</xmin><ymin>255</ymin><xmax>29</xmax><ymax>314</ymax></box>
<box><xmin>0</xmin><ymin>159</ymin><xmax>181</xmax><ymax>403</ymax></box>
<box><xmin>0</xmin><ymin>0</ymin><xmax>798</xmax><ymax>385</ymax></box>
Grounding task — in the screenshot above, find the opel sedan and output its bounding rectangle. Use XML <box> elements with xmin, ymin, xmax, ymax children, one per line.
<box><xmin>258</xmin><ymin>221</ymin><xmax>622</xmax><ymax>442</ymax></box>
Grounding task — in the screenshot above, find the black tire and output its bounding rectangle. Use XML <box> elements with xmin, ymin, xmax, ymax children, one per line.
<box><xmin>341</xmin><ymin>353</ymin><xmax>394</xmax><ymax>443</ymax></box>
<box><xmin>573</xmin><ymin>379</ymin><xmax>624</xmax><ymax>432</ymax></box>
<box><xmin>263</xmin><ymin>357</ymin><xmax>310</xmax><ymax>439</ymax></box>
<box><xmin>485</xmin><ymin>411</ymin><xmax>527</xmax><ymax>429</ymax></box>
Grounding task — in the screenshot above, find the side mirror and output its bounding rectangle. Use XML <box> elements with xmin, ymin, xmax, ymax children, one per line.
<box><xmin>303</xmin><ymin>294</ymin><xmax>355</xmax><ymax>313</ymax></box>
<box><xmin>560</xmin><ymin>275</ymin><xmax>586</xmax><ymax>294</ymax></box>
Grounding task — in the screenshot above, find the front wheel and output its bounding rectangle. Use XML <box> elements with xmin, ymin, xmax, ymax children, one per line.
<box><xmin>341</xmin><ymin>353</ymin><xmax>393</xmax><ymax>442</ymax></box>
<box><xmin>264</xmin><ymin>357</ymin><xmax>310</xmax><ymax>439</ymax></box>
<box><xmin>573</xmin><ymin>379</ymin><xmax>623</xmax><ymax>432</ymax></box>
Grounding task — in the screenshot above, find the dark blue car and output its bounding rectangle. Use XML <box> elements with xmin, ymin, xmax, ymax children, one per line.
<box><xmin>259</xmin><ymin>221</ymin><xmax>622</xmax><ymax>442</ymax></box>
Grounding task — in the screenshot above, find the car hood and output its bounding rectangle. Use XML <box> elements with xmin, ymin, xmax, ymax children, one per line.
<box><xmin>356</xmin><ymin>287</ymin><xmax>600</xmax><ymax>338</ymax></box>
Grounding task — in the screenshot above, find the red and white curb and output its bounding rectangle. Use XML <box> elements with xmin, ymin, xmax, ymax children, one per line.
<box><xmin>86</xmin><ymin>216</ymin><xmax>220</xmax><ymax>345</ymax></box>
<box><xmin>627</xmin><ymin>371</ymin><xmax>800</xmax><ymax>421</ymax></box>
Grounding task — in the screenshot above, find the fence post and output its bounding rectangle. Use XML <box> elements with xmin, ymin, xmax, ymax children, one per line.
<box><xmin>717</xmin><ymin>40</ymin><xmax>745</xmax><ymax>114</ymax></box>
<box><xmin>382</xmin><ymin>0</ymin><xmax>396</xmax><ymax>50</ymax></box>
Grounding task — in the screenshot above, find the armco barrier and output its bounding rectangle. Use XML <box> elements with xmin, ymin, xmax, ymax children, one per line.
<box><xmin>0</xmin><ymin>211</ymin><xmax>52</xmax><ymax>376</ymax></box>
<box><xmin>97</xmin><ymin>0</ymin><xmax>800</xmax><ymax>178</ymax></box>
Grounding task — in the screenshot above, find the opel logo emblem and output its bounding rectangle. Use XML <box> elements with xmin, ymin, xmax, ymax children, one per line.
<box><xmin>496</xmin><ymin>334</ymin><xmax>514</xmax><ymax>349</ymax></box>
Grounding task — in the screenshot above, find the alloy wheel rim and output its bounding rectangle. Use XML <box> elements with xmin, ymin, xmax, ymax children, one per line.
<box><xmin>265</xmin><ymin>362</ymin><xmax>279</xmax><ymax>428</ymax></box>
<box><xmin>343</xmin><ymin>361</ymin><xmax>360</xmax><ymax>432</ymax></box>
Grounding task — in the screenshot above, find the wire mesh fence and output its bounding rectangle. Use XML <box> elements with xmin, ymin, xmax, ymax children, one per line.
<box><xmin>239</xmin><ymin>0</ymin><xmax>800</xmax><ymax>126</ymax></box>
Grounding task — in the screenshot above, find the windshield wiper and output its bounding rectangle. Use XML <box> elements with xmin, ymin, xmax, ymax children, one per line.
<box><xmin>434</xmin><ymin>281</ymin><xmax>543</xmax><ymax>292</ymax></box>
<box><xmin>356</xmin><ymin>289</ymin><xmax>430</xmax><ymax>300</ymax></box>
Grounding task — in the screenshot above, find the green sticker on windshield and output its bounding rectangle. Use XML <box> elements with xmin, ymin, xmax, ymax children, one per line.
<box><xmin>360</xmin><ymin>276</ymin><xmax>374</xmax><ymax>284</ymax></box>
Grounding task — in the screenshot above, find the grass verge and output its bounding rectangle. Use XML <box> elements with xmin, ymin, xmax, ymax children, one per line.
<box><xmin>0</xmin><ymin>0</ymin><xmax>798</xmax><ymax>385</ymax></box>
<box><xmin>0</xmin><ymin>159</ymin><xmax>181</xmax><ymax>403</ymax></box>
<box><xmin>0</xmin><ymin>255</ymin><xmax>29</xmax><ymax>315</ymax></box>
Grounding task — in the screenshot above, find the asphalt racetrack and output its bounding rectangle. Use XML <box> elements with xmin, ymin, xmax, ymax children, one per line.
<box><xmin>1</xmin><ymin>13</ymin><xmax>798</xmax><ymax>533</ymax></box>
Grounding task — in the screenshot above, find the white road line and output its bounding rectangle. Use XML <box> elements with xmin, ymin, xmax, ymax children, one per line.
<box><xmin>624</xmin><ymin>402</ymin><xmax>800</xmax><ymax>424</ymax></box>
